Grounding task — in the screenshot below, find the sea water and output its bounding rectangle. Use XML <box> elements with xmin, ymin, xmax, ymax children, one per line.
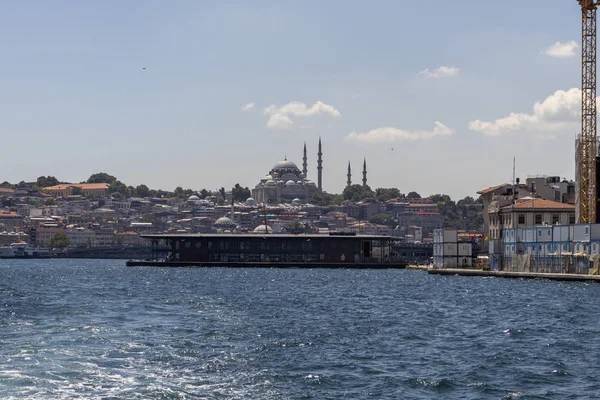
<box><xmin>1</xmin><ymin>259</ymin><xmax>599</xmax><ymax>399</ymax></box>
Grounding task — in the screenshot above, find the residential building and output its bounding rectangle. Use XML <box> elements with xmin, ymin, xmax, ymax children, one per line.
<box><xmin>478</xmin><ymin>184</ymin><xmax>534</xmax><ymax>239</ymax></box>
<box><xmin>45</xmin><ymin>183</ymin><xmax>109</xmax><ymax>199</ymax></box>
<box><xmin>488</xmin><ymin>198</ymin><xmax>575</xmax><ymax>241</ymax></box>
<box><xmin>0</xmin><ymin>211</ymin><xmax>24</xmax><ymax>231</ymax></box>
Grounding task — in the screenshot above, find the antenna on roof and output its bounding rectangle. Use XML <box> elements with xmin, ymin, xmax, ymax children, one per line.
<box><xmin>512</xmin><ymin>156</ymin><xmax>516</xmax><ymax>205</ymax></box>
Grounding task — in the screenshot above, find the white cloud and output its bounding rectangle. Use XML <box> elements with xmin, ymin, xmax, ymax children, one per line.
<box><xmin>346</xmin><ymin>121</ymin><xmax>455</xmax><ymax>143</ymax></box>
<box><xmin>543</xmin><ymin>41</ymin><xmax>578</xmax><ymax>58</ymax></box>
<box><xmin>241</xmin><ymin>102</ymin><xmax>255</xmax><ymax>111</ymax></box>
<box><xmin>417</xmin><ymin>66</ymin><xmax>459</xmax><ymax>79</ymax></box>
<box><xmin>468</xmin><ymin>88</ymin><xmax>581</xmax><ymax>137</ymax></box>
<box><xmin>263</xmin><ymin>101</ymin><xmax>341</xmax><ymax>129</ymax></box>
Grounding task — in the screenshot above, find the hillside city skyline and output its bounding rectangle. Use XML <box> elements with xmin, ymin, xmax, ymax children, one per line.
<box><xmin>0</xmin><ymin>0</ymin><xmax>583</xmax><ymax>200</ymax></box>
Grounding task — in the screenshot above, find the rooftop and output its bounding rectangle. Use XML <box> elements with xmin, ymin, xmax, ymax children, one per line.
<box><xmin>46</xmin><ymin>183</ymin><xmax>109</xmax><ymax>191</ymax></box>
<box><xmin>477</xmin><ymin>184</ymin><xmax>509</xmax><ymax>195</ymax></box>
<box><xmin>502</xmin><ymin>198</ymin><xmax>575</xmax><ymax>210</ymax></box>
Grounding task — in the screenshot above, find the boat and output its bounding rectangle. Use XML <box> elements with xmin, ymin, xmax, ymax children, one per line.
<box><xmin>0</xmin><ymin>243</ymin><xmax>51</xmax><ymax>258</ymax></box>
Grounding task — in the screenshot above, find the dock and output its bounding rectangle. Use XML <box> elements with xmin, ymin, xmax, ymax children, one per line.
<box><xmin>427</xmin><ymin>268</ymin><xmax>600</xmax><ymax>282</ymax></box>
<box><xmin>126</xmin><ymin>260</ymin><xmax>407</xmax><ymax>269</ymax></box>
<box><xmin>406</xmin><ymin>265</ymin><xmax>429</xmax><ymax>271</ymax></box>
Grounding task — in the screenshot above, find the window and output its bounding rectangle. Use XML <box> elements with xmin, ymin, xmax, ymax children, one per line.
<box><xmin>518</xmin><ymin>214</ymin><xmax>525</xmax><ymax>224</ymax></box>
<box><xmin>552</xmin><ymin>214</ymin><xmax>560</xmax><ymax>225</ymax></box>
<box><xmin>535</xmin><ymin>214</ymin><xmax>542</xmax><ymax>225</ymax></box>
<box><xmin>569</xmin><ymin>214</ymin><xmax>576</xmax><ymax>224</ymax></box>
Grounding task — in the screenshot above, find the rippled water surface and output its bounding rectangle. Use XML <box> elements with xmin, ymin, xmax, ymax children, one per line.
<box><xmin>1</xmin><ymin>259</ymin><xmax>600</xmax><ymax>399</ymax></box>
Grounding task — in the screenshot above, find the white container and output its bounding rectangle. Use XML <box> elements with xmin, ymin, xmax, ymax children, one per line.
<box><xmin>553</xmin><ymin>225</ymin><xmax>571</xmax><ymax>242</ymax></box>
<box><xmin>443</xmin><ymin>243</ymin><xmax>458</xmax><ymax>256</ymax></box>
<box><xmin>433</xmin><ymin>229</ymin><xmax>443</xmax><ymax>244</ymax></box>
<box><xmin>537</xmin><ymin>226</ymin><xmax>553</xmax><ymax>243</ymax></box>
<box><xmin>433</xmin><ymin>243</ymin><xmax>444</xmax><ymax>257</ymax></box>
<box><xmin>443</xmin><ymin>229</ymin><xmax>458</xmax><ymax>243</ymax></box>
<box><xmin>573</xmin><ymin>224</ymin><xmax>591</xmax><ymax>242</ymax></box>
<box><xmin>523</xmin><ymin>227</ymin><xmax>536</xmax><ymax>243</ymax></box>
<box><xmin>458</xmin><ymin>243</ymin><xmax>472</xmax><ymax>256</ymax></box>
<box><xmin>443</xmin><ymin>256</ymin><xmax>457</xmax><ymax>268</ymax></box>
<box><xmin>573</xmin><ymin>242</ymin><xmax>587</xmax><ymax>254</ymax></box>
<box><xmin>458</xmin><ymin>257</ymin><xmax>472</xmax><ymax>267</ymax></box>
<box><xmin>489</xmin><ymin>239</ymin><xmax>498</xmax><ymax>254</ymax></box>
<box><xmin>503</xmin><ymin>228</ymin><xmax>515</xmax><ymax>243</ymax></box>
<box><xmin>590</xmin><ymin>224</ymin><xmax>600</xmax><ymax>241</ymax></box>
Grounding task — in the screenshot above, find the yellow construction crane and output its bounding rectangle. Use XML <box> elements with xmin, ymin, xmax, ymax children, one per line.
<box><xmin>577</xmin><ymin>0</ymin><xmax>599</xmax><ymax>223</ymax></box>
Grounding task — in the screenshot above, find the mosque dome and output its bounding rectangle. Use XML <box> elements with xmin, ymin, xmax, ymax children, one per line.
<box><xmin>214</xmin><ymin>217</ymin><xmax>236</xmax><ymax>227</ymax></box>
<box><xmin>187</xmin><ymin>195</ymin><xmax>200</xmax><ymax>201</ymax></box>
<box><xmin>245</xmin><ymin>197</ymin><xmax>256</xmax><ymax>206</ymax></box>
<box><xmin>273</xmin><ymin>160</ymin><xmax>299</xmax><ymax>170</ymax></box>
<box><xmin>253</xmin><ymin>224</ymin><xmax>273</xmax><ymax>233</ymax></box>
<box><xmin>292</xmin><ymin>198</ymin><xmax>301</xmax><ymax>205</ymax></box>
<box><xmin>262</xmin><ymin>175</ymin><xmax>273</xmax><ymax>182</ymax></box>
<box><xmin>266</xmin><ymin>179</ymin><xmax>276</xmax><ymax>186</ymax></box>
<box><xmin>285</xmin><ymin>180</ymin><xmax>296</xmax><ymax>186</ymax></box>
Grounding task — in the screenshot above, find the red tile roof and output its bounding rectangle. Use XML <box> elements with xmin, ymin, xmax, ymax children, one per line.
<box><xmin>501</xmin><ymin>198</ymin><xmax>574</xmax><ymax>210</ymax></box>
<box><xmin>477</xmin><ymin>184</ymin><xmax>509</xmax><ymax>195</ymax></box>
<box><xmin>46</xmin><ymin>183</ymin><xmax>109</xmax><ymax>191</ymax></box>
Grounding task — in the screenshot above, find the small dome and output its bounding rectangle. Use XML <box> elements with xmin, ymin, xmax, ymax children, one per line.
<box><xmin>262</xmin><ymin>175</ymin><xmax>273</xmax><ymax>181</ymax></box>
<box><xmin>214</xmin><ymin>217</ymin><xmax>236</xmax><ymax>227</ymax></box>
<box><xmin>273</xmin><ymin>160</ymin><xmax>299</xmax><ymax>170</ymax></box>
<box><xmin>245</xmin><ymin>197</ymin><xmax>256</xmax><ymax>205</ymax></box>
<box><xmin>253</xmin><ymin>224</ymin><xmax>273</xmax><ymax>233</ymax></box>
<box><xmin>285</xmin><ymin>180</ymin><xmax>296</xmax><ymax>186</ymax></box>
<box><xmin>266</xmin><ymin>179</ymin><xmax>276</xmax><ymax>186</ymax></box>
<box><xmin>188</xmin><ymin>195</ymin><xmax>200</xmax><ymax>201</ymax></box>
<box><xmin>292</xmin><ymin>198</ymin><xmax>301</xmax><ymax>204</ymax></box>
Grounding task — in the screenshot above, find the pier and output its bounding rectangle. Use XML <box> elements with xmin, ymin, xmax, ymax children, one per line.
<box><xmin>427</xmin><ymin>268</ymin><xmax>600</xmax><ymax>282</ymax></box>
<box><xmin>126</xmin><ymin>260</ymin><xmax>406</xmax><ymax>269</ymax></box>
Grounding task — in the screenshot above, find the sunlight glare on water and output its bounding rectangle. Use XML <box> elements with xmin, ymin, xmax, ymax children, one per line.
<box><xmin>1</xmin><ymin>259</ymin><xmax>600</xmax><ymax>399</ymax></box>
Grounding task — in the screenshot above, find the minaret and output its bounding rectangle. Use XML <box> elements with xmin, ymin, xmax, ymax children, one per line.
<box><xmin>302</xmin><ymin>142</ymin><xmax>308</xmax><ymax>177</ymax></box>
<box><xmin>362</xmin><ymin>157</ymin><xmax>367</xmax><ymax>188</ymax></box>
<box><xmin>317</xmin><ymin>138</ymin><xmax>323</xmax><ymax>191</ymax></box>
<box><xmin>347</xmin><ymin>162</ymin><xmax>352</xmax><ymax>187</ymax></box>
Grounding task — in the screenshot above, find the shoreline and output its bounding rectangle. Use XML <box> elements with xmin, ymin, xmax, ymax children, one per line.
<box><xmin>426</xmin><ymin>268</ymin><xmax>600</xmax><ymax>282</ymax></box>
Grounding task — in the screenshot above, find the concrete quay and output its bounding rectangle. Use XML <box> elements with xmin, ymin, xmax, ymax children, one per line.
<box><xmin>126</xmin><ymin>260</ymin><xmax>407</xmax><ymax>269</ymax></box>
<box><xmin>427</xmin><ymin>268</ymin><xmax>600</xmax><ymax>282</ymax></box>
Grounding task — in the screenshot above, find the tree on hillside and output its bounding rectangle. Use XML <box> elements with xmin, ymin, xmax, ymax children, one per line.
<box><xmin>375</xmin><ymin>188</ymin><xmax>400</xmax><ymax>202</ymax></box>
<box><xmin>135</xmin><ymin>184</ymin><xmax>150</xmax><ymax>198</ymax></box>
<box><xmin>407</xmin><ymin>191</ymin><xmax>421</xmax><ymax>199</ymax></box>
<box><xmin>232</xmin><ymin>184</ymin><xmax>251</xmax><ymax>202</ymax></box>
<box><xmin>49</xmin><ymin>232</ymin><xmax>70</xmax><ymax>248</ymax></box>
<box><xmin>429</xmin><ymin>193</ymin><xmax>483</xmax><ymax>231</ymax></box>
<box><xmin>109</xmin><ymin>180</ymin><xmax>131</xmax><ymax>198</ymax></box>
<box><xmin>87</xmin><ymin>172</ymin><xmax>117</xmax><ymax>184</ymax></box>
<box><xmin>369</xmin><ymin>213</ymin><xmax>396</xmax><ymax>227</ymax></box>
<box><xmin>343</xmin><ymin>184</ymin><xmax>374</xmax><ymax>202</ymax></box>
<box><xmin>200</xmin><ymin>189</ymin><xmax>211</xmax><ymax>199</ymax></box>
<box><xmin>174</xmin><ymin>186</ymin><xmax>185</xmax><ymax>198</ymax></box>
<box><xmin>36</xmin><ymin>176</ymin><xmax>60</xmax><ymax>188</ymax></box>
<box><xmin>311</xmin><ymin>191</ymin><xmax>343</xmax><ymax>206</ymax></box>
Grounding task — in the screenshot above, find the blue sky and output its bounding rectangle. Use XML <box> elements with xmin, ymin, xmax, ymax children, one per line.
<box><xmin>0</xmin><ymin>0</ymin><xmax>585</xmax><ymax>199</ymax></box>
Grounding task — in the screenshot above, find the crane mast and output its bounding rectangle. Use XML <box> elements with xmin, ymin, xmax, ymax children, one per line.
<box><xmin>578</xmin><ymin>0</ymin><xmax>598</xmax><ymax>224</ymax></box>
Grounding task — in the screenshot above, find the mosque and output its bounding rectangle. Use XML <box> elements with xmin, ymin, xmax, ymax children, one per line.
<box><xmin>251</xmin><ymin>139</ymin><xmax>368</xmax><ymax>204</ymax></box>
